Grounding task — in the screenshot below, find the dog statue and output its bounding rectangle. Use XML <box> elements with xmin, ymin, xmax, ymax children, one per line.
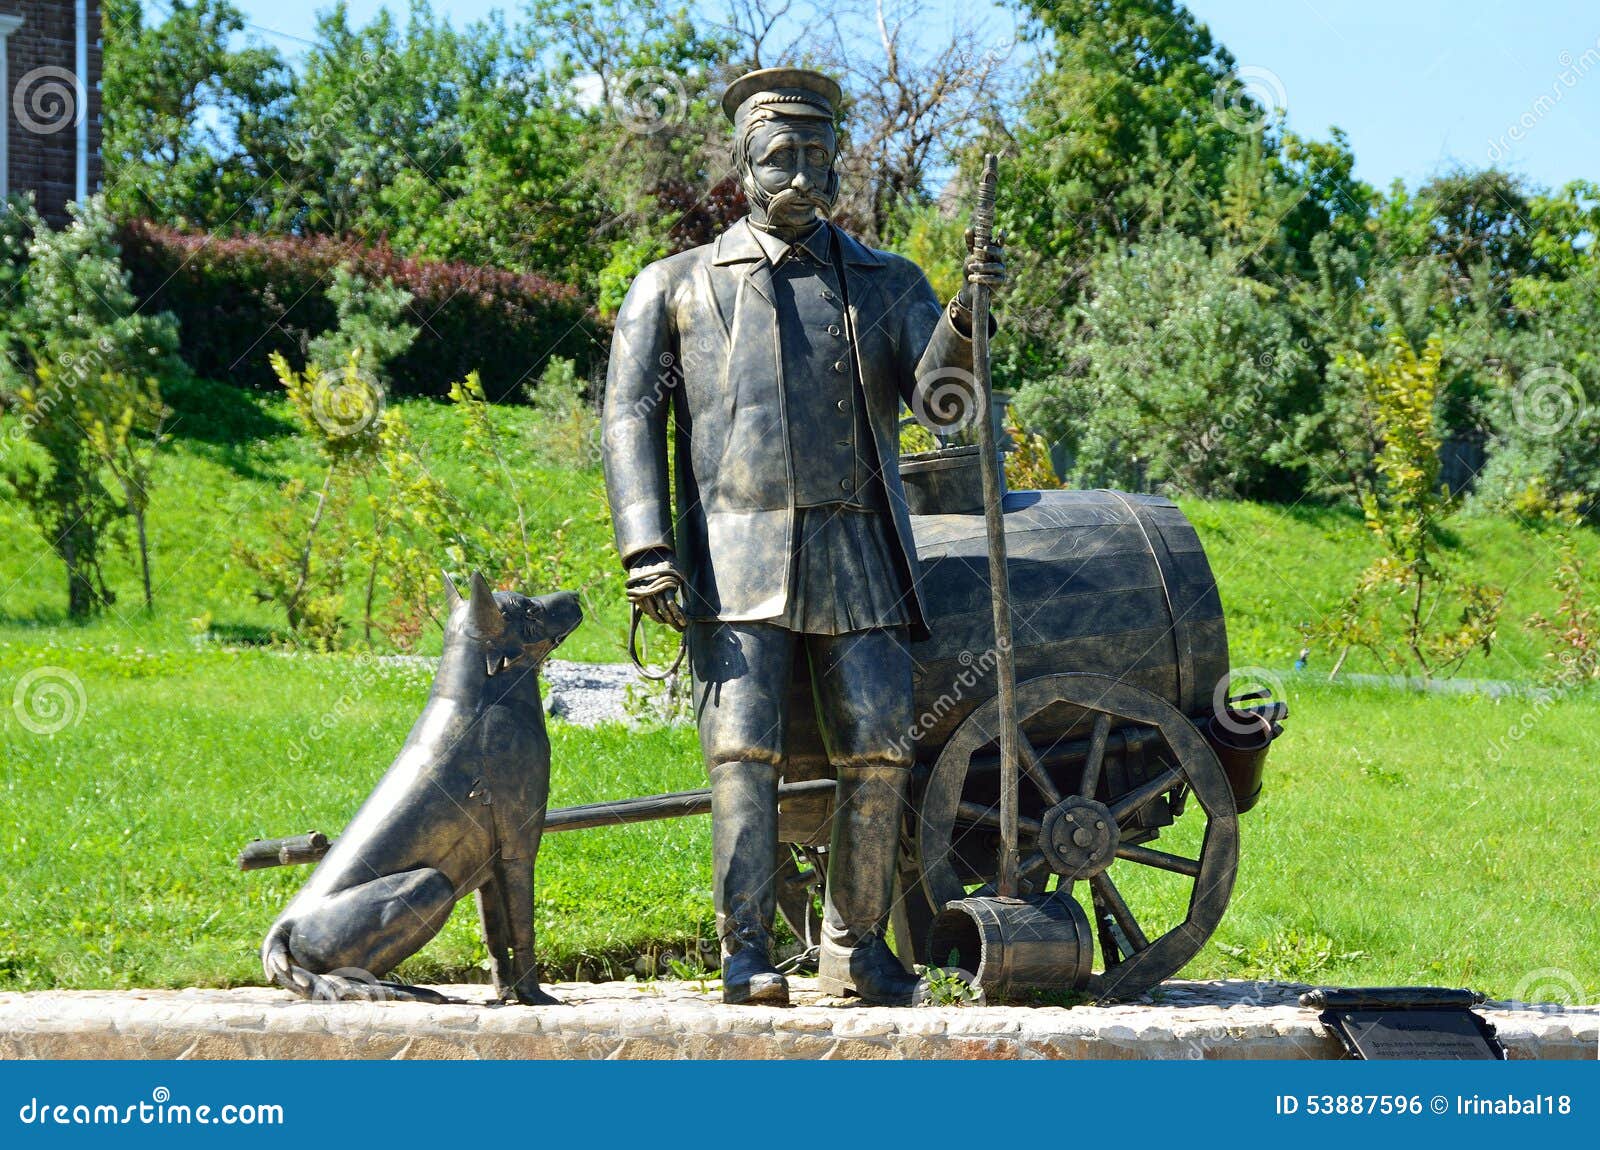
<box><xmin>262</xmin><ymin>573</ymin><xmax>582</xmax><ymax>1005</ymax></box>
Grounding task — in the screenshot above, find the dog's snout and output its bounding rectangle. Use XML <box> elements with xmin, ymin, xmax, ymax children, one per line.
<box><xmin>536</xmin><ymin>590</ymin><xmax>584</xmax><ymax>641</ymax></box>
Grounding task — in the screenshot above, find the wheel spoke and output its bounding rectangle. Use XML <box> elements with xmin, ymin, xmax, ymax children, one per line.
<box><xmin>1089</xmin><ymin>872</ymin><xmax>1149</xmax><ymax>953</ymax></box>
<box><xmin>1090</xmin><ymin>883</ymin><xmax>1122</xmax><ymax>967</ymax></box>
<box><xmin>1107</xmin><ymin>764</ymin><xmax>1183</xmax><ymax>826</ymax></box>
<box><xmin>955</xmin><ymin>800</ymin><xmax>1041</xmax><ymax>838</ymax></box>
<box><xmin>1114</xmin><ymin>841</ymin><xmax>1201</xmax><ymax>878</ymax></box>
<box><xmin>1019</xmin><ymin>850</ymin><xmax>1052</xmax><ymax>882</ymax></box>
<box><xmin>1018</xmin><ymin>729</ymin><xmax>1063</xmax><ymax>806</ymax></box>
<box><xmin>1079</xmin><ymin>712</ymin><xmax>1111</xmax><ymax>798</ymax></box>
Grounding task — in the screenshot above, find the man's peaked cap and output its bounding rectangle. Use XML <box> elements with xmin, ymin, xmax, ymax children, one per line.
<box><xmin>721</xmin><ymin>67</ymin><xmax>842</xmax><ymax>126</ymax></box>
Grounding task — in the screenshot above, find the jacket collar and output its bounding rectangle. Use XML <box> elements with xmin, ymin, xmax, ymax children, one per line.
<box><xmin>746</xmin><ymin>219</ymin><xmax>830</xmax><ymax>267</ymax></box>
<box><xmin>713</xmin><ymin>216</ymin><xmax>884</xmax><ymax>268</ymax></box>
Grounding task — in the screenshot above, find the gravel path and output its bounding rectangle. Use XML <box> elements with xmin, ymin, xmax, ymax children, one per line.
<box><xmin>357</xmin><ymin>655</ymin><xmax>676</xmax><ymax>726</ymax></box>
<box><xmin>542</xmin><ymin>659</ymin><xmax>670</xmax><ymax>726</ymax></box>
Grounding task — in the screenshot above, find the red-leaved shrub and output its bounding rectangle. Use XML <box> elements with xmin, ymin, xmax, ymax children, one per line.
<box><xmin>118</xmin><ymin>221</ymin><xmax>600</xmax><ymax>400</ymax></box>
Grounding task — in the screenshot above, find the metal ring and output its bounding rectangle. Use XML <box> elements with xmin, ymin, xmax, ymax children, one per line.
<box><xmin>628</xmin><ymin>604</ymin><xmax>687</xmax><ymax>682</ymax></box>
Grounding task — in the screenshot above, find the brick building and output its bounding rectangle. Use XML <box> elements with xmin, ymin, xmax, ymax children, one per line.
<box><xmin>0</xmin><ymin>1</ymin><xmax>101</xmax><ymax>225</ymax></box>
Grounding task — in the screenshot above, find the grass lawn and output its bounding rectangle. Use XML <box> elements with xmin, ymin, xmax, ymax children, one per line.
<box><xmin>0</xmin><ymin>377</ymin><xmax>631</xmax><ymax>663</ymax></box>
<box><xmin>0</xmin><ymin>640</ymin><xmax>712</xmax><ymax>989</ymax></box>
<box><xmin>3</xmin><ymin>377</ymin><xmax>1598</xmax><ymax>677</ymax></box>
<box><xmin>2</xmin><ymin>379</ymin><xmax>1598</xmax><ymax>999</ymax></box>
<box><xmin>1</xmin><ymin>635</ymin><xmax>1595</xmax><ymax>1000</ymax></box>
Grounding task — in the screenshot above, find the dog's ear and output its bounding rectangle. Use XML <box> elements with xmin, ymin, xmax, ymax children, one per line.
<box><xmin>467</xmin><ymin>571</ymin><xmax>506</xmax><ymax>639</ymax></box>
<box><xmin>442</xmin><ymin>570</ymin><xmax>463</xmax><ymax>610</ymax></box>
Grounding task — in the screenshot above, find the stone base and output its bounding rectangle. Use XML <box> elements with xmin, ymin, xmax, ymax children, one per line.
<box><xmin>1</xmin><ymin>979</ymin><xmax>1593</xmax><ymax>1060</ymax></box>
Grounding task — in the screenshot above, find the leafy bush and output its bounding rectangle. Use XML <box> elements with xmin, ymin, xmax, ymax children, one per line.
<box><xmin>374</xmin><ymin>371</ymin><xmax>602</xmax><ymax>650</ymax></box>
<box><xmin>1311</xmin><ymin>337</ymin><xmax>1503</xmax><ymax>679</ymax></box>
<box><xmin>232</xmin><ymin>351</ymin><xmax>385</xmax><ymax>648</ymax></box>
<box><xmin>523</xmin><ymin>355</ymin><xmax>599</xmax><ymax>470</ymax></box>
<box><xmin>117</xmin><ymin>220</ymin><xmax>599</xmax><ymax>400</ymax></box>
<box><xmin>1524</xmin><ymin>496</ymin><xmax>1600</xmax><ymax>684</ymax></box>
<box><xmin>1471</xmin><ymin>270</ymin><xmax>1600</xmax><ymax>515</ymax></box>
<box><xmin>1015</xmin><ymin>231</ymin><xmax>1313</xmax><ymax>499</ymax></box>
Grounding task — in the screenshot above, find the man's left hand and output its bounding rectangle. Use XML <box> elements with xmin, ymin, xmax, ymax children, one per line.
<box><xmin>957</xmin><ymin>225</ymin><xmax>1006</xmax><ymax>311</ymax></box>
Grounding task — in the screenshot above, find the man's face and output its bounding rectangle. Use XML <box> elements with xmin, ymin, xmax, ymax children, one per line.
<box><xmin>743</xmin><ymin>117</ymin><xmax>837</xmax><ymax>230</ymax></box>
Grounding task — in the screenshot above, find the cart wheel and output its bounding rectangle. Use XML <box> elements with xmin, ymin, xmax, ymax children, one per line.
<box><xmin>890</xmin><ymin>833</ymin><xmax>936</xmax><ymax>969</ymax></box>
<box><xmin>916</xmin><ymin>673</ymin><xmax>1239</xmax><ymax>1001</ymax></box>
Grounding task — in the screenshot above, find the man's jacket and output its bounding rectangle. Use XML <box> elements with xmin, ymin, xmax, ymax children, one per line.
<box><xmin>602</xmin><ymin>216</ymin><xmax>980</xmax><ymax>639</ymax></box>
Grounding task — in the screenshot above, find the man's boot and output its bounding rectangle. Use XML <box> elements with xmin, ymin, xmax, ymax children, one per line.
<box><xmin>709</xmin><ymin>760</ymin><xmax>790</xmax><ymax>1005</ymax></box>
<box><xmin>817</xmin><ymin>763</ymin><xmax>930</xmax><ymax>1005</ymax></box>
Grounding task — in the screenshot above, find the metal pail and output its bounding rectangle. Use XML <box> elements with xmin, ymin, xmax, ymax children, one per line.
<box><xmin>926</xmin><ymin>893</ymin><xmax>1093</xmax><ymax>994</ymax></box>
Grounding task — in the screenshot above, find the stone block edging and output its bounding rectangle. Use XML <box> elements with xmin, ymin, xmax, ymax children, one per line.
<box><xmin>0</xmin><ymin>979</ymin><xmax>1593</xmax><ymax>1060</ymax></box>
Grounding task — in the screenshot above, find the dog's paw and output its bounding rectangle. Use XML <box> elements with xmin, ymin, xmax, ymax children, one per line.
<box><xmin>500</xmin><ymin>985</ymin><xmax>562</xmax><ymax>1006</ymax></box>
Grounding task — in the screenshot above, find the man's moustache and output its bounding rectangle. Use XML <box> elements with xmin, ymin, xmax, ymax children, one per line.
<box><xmin>768</xmin><ymin>187</ymin><xmax>831</xmax><ymax>216</ymax></box>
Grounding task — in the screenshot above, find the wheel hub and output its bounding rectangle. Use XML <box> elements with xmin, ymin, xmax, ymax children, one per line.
<box><xmin>1038</xmin><ymin>796</ymin><xmax>1118</xmax><ymax>879</ymax></box>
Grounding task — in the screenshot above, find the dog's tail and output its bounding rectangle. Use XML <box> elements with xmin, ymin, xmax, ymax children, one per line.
<box><xmin>261</xmin><ymin>920</ymin><xmax>452</xmax><ymax>1004</ymax></box>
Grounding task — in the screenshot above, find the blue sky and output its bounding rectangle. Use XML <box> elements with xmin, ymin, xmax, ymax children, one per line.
<box><xmin>164</xmin><ymin>0</ymin><xmax>1600</xmax><ymax>193</ymax></box>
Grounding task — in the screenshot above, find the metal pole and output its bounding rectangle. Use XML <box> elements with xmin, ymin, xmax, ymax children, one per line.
<box><xmin>969</xmin><ymin>153</ymin><xmax>1020</xmax><ymax>898</ymax></box>
<box><xmin>236</xmin><ymin>779</ymin><xmax>843</xmax><ymax>869</ymax></box>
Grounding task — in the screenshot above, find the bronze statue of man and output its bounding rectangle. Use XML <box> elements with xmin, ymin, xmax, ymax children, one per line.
<box><xmin>602</xmin><ymin>67</ymin><xmax>1004</xmax><ymax>1005</ymax></box>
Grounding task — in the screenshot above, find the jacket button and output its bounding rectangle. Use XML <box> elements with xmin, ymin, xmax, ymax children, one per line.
<box><xmin>826</xmin><ymin>323</ymin><xmax>841</xmax><ymax>336</ymax></box>
<box><xmin>821</xmin><ymin>289</ymin><xmax>835</xmax><ymax>301</ymax></box>
<box><xmin>836</xmin><ymin>398</ymin><xmax>849</xmax><ymax>412</ymax></box>
<box><xmin>836</xmin><ymin>439</ymin><xmax>851</xmax><ymax>447</ymax></box>
<box><xmin>833</xmin><ymin>360</ymin><xmax>846</xmax><ymax>372</ymax></box>
<box><xmin>840</xmin><ymin>478</ymin><xmax>852</xmax><ymax>491</ymax></box>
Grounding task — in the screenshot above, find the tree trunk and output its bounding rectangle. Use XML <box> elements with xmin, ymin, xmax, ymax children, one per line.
<box><xmin>288</xmin><ymin>468</ymin><xmax>335</xmax><ymax>632</ymax></box>
<box><xmin>136</xmin><ymin>507</ymin><xmax>153</xmax><ymax>611</ymax></box>
<box><xmin>62</xmin><ymin>532</ymin><xmax>91</xmax><ymax>619</ymax></box>
<box><xmin>363</xmin><ymin>477</ymin><xmax>380</xmax><ymax>645</ymax></box>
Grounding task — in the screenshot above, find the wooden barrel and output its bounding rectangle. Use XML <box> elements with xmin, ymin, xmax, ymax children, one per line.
<box><xmin>906</xmin><ymin>488</ymin><xmax>1229</xmax><ymax>753</ymax></box>
<box><xmin>776</xmin><ymin>487</ymin><xmax>1229</xmax><ymax>844</ymax></box>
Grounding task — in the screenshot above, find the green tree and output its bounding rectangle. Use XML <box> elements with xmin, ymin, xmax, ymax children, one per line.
<box><xmin>1407</xmin><ymin>168</ymin><xmax>1547</xmax><ymax>305</ymax></box>
<box><xmin>1014</xmin><ymin>230</ymin><xmax>1311</xmax><ymax>498</ymax></box>
<box><xmin>1474</xmin><ymin>265</ymin><xmax>1600</xmax><ymax>514</ymax></box>
<box><xmin>989</xmin><ymin>0</ymin><xmax>1308</xmax><ymax>416</ymax></box>
<box><xmin>102</xmin><ymin>0</ymin><xmax>293</xmax><ymax>228</ymax></box>
<box><xmin>306</xmin><ymin>265</ymin><xmax>420</xmax><ymax>386</ymax></box>
<box><xmin>0</xmin><ymin>198</ymin><xmax>180</xmax><ymax>616</ymax></box>
<box><xmin>234</xmin><ymin>351</ymin><xmax>386</xmax><ymax>646</ymax></box>
<box><xmin>1003</xmin><ymin>0</ymin><xmax>1250</xmax><ymax>251</ymax></box>
<box><xmin>74</xmin><ymin>368</ymin><xmax>170</xmax><ymax>610</ymax></box>
<box><xmin>284</xmin><ymin>1</ymin><xmax>509</xmax><ymax>239</ymax></box>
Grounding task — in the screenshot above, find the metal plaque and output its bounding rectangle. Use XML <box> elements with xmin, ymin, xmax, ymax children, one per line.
<box><xmin>1321</xmin><ymin>1008</ymin><xmax>1506</xmax><ymax>1060</ymax></box>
